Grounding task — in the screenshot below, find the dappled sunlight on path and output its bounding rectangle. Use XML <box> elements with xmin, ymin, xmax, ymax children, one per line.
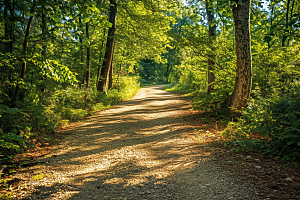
<box><xmin>14</xmin><ymin>85</ymin><xmax>258</xmax><ymax>200</ymax></box>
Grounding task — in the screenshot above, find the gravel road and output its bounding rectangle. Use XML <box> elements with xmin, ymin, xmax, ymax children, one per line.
<box><xmin>15</xmin><ymin>85</ymin><xmax>259</xmax><ymax>200</ymax></box>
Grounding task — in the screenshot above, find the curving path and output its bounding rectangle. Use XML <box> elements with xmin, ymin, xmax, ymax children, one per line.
<box><xmin>15</xmin><ymin>85</ymin><xmax>259</xmax><ymax>200</ymax></box>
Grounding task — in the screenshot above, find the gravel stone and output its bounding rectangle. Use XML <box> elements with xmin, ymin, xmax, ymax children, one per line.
<box><xmin>13</xmin><ymin>85</ymin><xmax>259</xmax><ymax>200</ymax></box>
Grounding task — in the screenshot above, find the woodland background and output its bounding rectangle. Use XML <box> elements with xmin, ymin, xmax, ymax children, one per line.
<box><xmin>0</xmin><ymin>0</ymin><xmax>300</xmax><ymax>180</ymax></box>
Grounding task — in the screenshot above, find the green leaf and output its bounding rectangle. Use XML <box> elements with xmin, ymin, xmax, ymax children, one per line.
<box><xmin>45</xmin><ymin>5</ymin><xmax>53</xmax><ymax>11</ymax></box>
<box><xmin>84</xmin><ymin>17</ymin><xmax>90</xmax><ymax>23</ymax></box>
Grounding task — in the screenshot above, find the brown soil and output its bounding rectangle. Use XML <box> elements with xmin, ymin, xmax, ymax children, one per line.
<box><xmin>208</xmin><ymin>143</ymin><xmax>300</xmax><ymax>200</ymax></box>
<box><xmin>179</xmin><ymin>108</ymin><xmax>300</xmax><ymax>200</ymax></box>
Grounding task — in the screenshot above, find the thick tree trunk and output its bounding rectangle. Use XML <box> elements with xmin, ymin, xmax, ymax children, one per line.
<box><xmin>97</xmin><ymin>0</ymin><xmax>118</xmax><ymax>94</ymax></box>
<box><xmin>229</xmin><ymin>0</ymin><xmax>252</xmax><ymax>116</ymax></box>
<box><xmin>12</xmin><ymin>16</ymin><xmax>34</xmax><ymax>103</ymax></box>
<box><xmin>86</xmin><ymin>22</ymin><xmax>90</xmax><ymax>88</ymax></box>
<box><xmin>205</xmin><ymin>0</ymin><xmax>216</xmax><ymax>93</ymax></box>
<box><xmin>108</xmin><ymin>52</ymin><xmax>114</xmax><ymax>89</ymax></box>
<box><xmin>96</xmin><ymin>28</ymin><xmax>106</xmax><ymax>88</ymax></box>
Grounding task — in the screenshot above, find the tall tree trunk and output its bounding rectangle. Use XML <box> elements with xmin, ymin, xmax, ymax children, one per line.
<box><xmin>108</xmin><ymin>51</ymin><xmax>114</xmax><ymax>89</ymax></box>
<box><xmin>9</xmin><ymin>0</ymin><xmax>14</xmax><ymax>52</ymax></box>
<box><xmin>60</xmin><ymin>23</ymin><xmax>65</xmax><ymax>64</ymax></box>
<box><xmin>290</xmin><ymin>0</ymin><xmax>295</xmax><ymax>22</ymax></box>
<box><xmin>42</xmin><ymin>14</ymin><xmax>47</xmax><ymax>55</ymax></box>
<box><xmin>86</xmin><ymin>22</ymin><xmax>90</xmax><ymax>88</ymax></box>
<box><xmin>268</xmin><ymin>6</ymin><xmax>274</xmax><ymax>49</ymax></box>
<box><xmin>166</xmin><ymin>63</ymin><xmax>170</xmax><ymax>83</ymax></box>
<box><xmin>79</xmin><ymin>17</ymin><xmax>84</xmax><ymax>87</ymax></box>
<box><xmin>229</xmin><ymin>0</ymin><xmax>252</xmax><ymax>116</ymax></box>
<box><xmin>288</xmin><ymin>0</ymin><xmax>295</xmax><ymax>45</ymax></box>
<box><xmin>117</xmin><ymin>58</ymin><xmax>123</xmax><ymax>78</ymax></box>
<box><xmin>282</xmin><ymin>0</ymin><xmax>291</xmax><ymax>46</ymax></box>
<box><xmin>3</xmin><ymin>0</ymin><xmax>9</xmax><ymax>98</ymax></box>
<box><xmin>12</xmin><ymin>16</ymin><xmax>34</xmax><ymax>103</ymax></box>
<box><xmin>41</xmin><ymin>13</ymin><xmax>47</xmax><ymax>93</ymax></box>
<box><xmin>205</xmin><ymin>0</ymin><xmax>216</xmax><ymax>93</ymax></box>
<box><xmin>97</xmin><ymin>0</ymin><xmax>118</xmax><ymax>94</ymax></box>
<box><xmin>4</xmin><ymin>0</ymin><xmax>15</xmax><ymax>97</ymax></box>
<box><xmin>117</xmin><ymin>50</ymin><xmax>125</xmax><ymax>79</ymax></box>
<box><xmin>4</xmin><ymin>0</ymin><xmax>10</xmax><ymax>53</ymax></box>
<box><xmin>166</xmin><ymin>64</ymin><xmax>173</xmax><ymax>83</ymax></box>
<box><xmin>96</xmin><ymin>28</ymin><xmax>106</xmax><ymax>88</ymax></box>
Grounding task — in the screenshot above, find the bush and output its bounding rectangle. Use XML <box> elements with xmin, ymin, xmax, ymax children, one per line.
<box><xmin>192</xmin><ymin>89</ymin><xmax>230</xmax><ymax>114</ymax></box>
<box><xmin>28</xmin><ymin>105</ymin><xmax>59</xmax><ymax>133</ymax></box>
<box><xmin>0</xmin><ymin>106</ymin><xmax>35</xmax><ymax>165</ymax></box>
<box><xmin>222</xmin><ymin>94</ymin><xmax>300</xmax><ymax>166</ymax></box>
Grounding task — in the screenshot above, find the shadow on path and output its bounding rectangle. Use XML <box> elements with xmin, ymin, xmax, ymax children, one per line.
<box><xmin>16</xmin><ymin>85</ymin><xmax>258</xmax><ymax>200</ymax></box>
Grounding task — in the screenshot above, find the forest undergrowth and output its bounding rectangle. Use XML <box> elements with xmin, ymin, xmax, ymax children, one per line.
<box><xmin>0</xmin><ymin>76</ymin><xmax>140</xmax><ymax>188</ymax></box>
<box><xmin>165</xmin><ymin>83</ymin><xmax>300</xmax><ymax>169</ymax></box>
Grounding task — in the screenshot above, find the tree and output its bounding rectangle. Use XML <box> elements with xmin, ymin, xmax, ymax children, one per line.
<box><xmin>79</xmin><ymin>17</ymin><xmax>85</xmax><ymax>87</ymax></box>
<box><xmin>229</xmin><ymin>0</ymin><xmax>252</xmax><ymax>116</ymax></box>
<box><xmin>12</xmin><ymin>12</ymin><xmax>35</xmax><ymax>103</ymax></box>
<box><xmin>96</xmin><ymin>28</ymin><xmax>106</xmax><ymax>88</ymax></box>
<box><xmin>97</xmin><ymin>0</ymin><xmax>118</xmax><ymax>94</ymax></box>
<box><xmin>85</xmin><ymin>21</ymin><xmax>90</xmax><ymax>89</ymax></box>
<box><xmin>41</xmin><ymin>13</ymin><xmax>47</xmax><ymax>93</ymax></box>
<box><xmin>108</xmin><ymin>49</ymin><xmax>114</xmax><ymax>89</ymax></box>
<box><xmin>205</xmin><ymin>0</ymin><xmax>216</xmax><ymax>93</ymax></box>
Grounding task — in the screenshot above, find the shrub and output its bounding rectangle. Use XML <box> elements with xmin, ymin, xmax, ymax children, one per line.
<box><xmin>192</xmin><ymin>89</ymin><xmax>230</xmax><ymax>115</ymax></box>
<box><xmin>222</xmin><ymin>94</ymin><xmax>300</xmax><ymax>165</ymax></box>
<box><xmin>0</xmin><ymin>106</ymin><xmax>35</xmax><ymax>165</ymax></box>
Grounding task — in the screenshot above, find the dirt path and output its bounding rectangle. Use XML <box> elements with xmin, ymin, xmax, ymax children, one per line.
<box><xmin>14</xmin><ymin>85</ymin><xmax>259</xmax><ymax>200</ymax></box>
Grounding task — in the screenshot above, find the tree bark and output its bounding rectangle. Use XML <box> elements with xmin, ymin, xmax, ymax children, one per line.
<box><xmin>282</xmin><ymin>0</ymin><xmax>291</xmax><ymax>46</ymax></box>
<box><xmin>290</xmin><ymin>0</ymin><xmax>295</xmax><ymax>22</ymax></box>
<box><xmin>229</xmin><ymin>0</ymin><xmax>252</xmax><ymax>117</ymax></box>
<box><xmin>117</xmin><ymin>58</ymin><xmax>123</xmax><ymax>78</ymax></box>
<box><xmin>166</xmin><ymin>63</ymin><xmax>170</xmax><ymax>83</ymax></box>
<box><xmin>4</xmin><ymin>0</ymin><xmax>14</xmax><ymax>97</ymax></box>
<box><xmin>97</xmin><ymin>0</ymin><xmax>118</xmax><ymax>94</ymax></box>
<box><xmin>9</xmin><ymin>0</ymin><xmax>14</xmax><ymax>53</ymax></box>
<box><xmin>79</xmin><ymin>17</ymin><xmax>84</xmax><ymax>87</ymax></box>
<box><xmin>42</xmin><ymin>14</ymin><xmax>47</xmax><ymax>56</ymax></box>
<box><xmin>108</xmin><ymin>51</ymin><xmax>114</xmax><ymax>89</ymax></box>
<box><xmin>96</xmin><ymin>28</ymin><xmax>106</xmax><ymax>88</ymax></box>
<box><xmin>4</xmin><ymin>0</ymin><xmax>10</xmax><ymax>53</ymax></box>
<box><xmin>205</xmin><ymin>0</ymin><xmax>216</xmax><ymax>93</ymax></box>
<box><xmin>12</xmin><ymin>15</ymin><xmax>34</xmax><ymax>103</ymax></box>
<box><xmin>86</xmin><ymin>22</ymin><xmax>90</xmax><ymax>88</ymax></box>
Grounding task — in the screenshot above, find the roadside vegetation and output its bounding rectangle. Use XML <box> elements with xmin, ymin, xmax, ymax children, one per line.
<box><xmin>162</xmin><ymin>0</ymin><xmax>300</xmax><ymax>168</ymax></box>
<box><xmin>1</xmin><ymin>0</ymin><xmax>300</xmax><ymax>196</ymax></box>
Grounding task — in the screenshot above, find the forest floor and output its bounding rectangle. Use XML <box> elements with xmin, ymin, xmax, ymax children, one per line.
<box><xmin>3</xmin><ymin>85</ymin><xmax>300</xmax><ymax>199</ymax></box>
